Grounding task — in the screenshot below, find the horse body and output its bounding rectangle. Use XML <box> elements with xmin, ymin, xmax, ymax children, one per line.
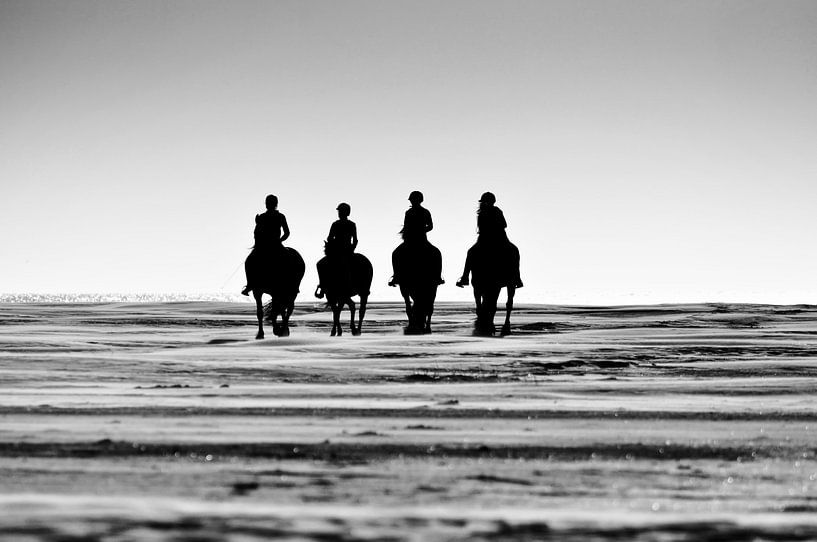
<box><xmin>245</xmin><ymin>246</ymin><xmax>305</xmax><ymax>339</ymax></box>
<box><xmin>393</xmin><ymin>240</ymin><xmax>442</xmax><ymax>333</ymax></box>
<box><xmin>316</xmin><ymin>250</ymin><xmax>373</xmax><ymax>336</ymax></box>
<box><xmin>468</xmin><ymin>241</ymin><xmax>517</xmax><ymax>336</ymax></box>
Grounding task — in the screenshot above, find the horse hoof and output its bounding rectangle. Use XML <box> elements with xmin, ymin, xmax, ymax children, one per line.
<box><xmin>352</xmin><ymin>328</ymin><xmax>361</xmax><ymax>336</ymax></box>
<box><xmin>255</xmin><ymin>332</ymin><xmax>264</xmax><ymax>340</ymax></box>
<box><xmin>500</xmin><ymin>324</ymin><xmax>511</xmax><ymax>336</ymax></box>
<box><xmin>279</xmin><ymin>327</ymin><xmax>290</xmax><ymax>337</ymax></box>
<box><xmin>330</xmin><ymin>329</ymin><xmax>337</xmax><ymax>337</ymax></box>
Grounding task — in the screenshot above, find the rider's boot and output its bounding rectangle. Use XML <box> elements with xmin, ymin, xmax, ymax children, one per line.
<box><xmin>456</xmin><ymin>275</ymin><xmax>469</xmax><ymax>288</ymax></box>
<box><xmin>241</xmin><ymin>285</ymin><xmax>251</xmax><ymax>296</ymax></box>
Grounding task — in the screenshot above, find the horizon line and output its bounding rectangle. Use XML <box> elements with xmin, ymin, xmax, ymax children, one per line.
<box><xmin>1</xmin><ymin>293</ymin><xmax>815</xmax><ymax>308</ymax></box>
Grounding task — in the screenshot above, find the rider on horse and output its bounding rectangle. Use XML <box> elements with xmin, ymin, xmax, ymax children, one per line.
<box><xmin>315</xmin><ymin>202</ymin><xmax>358</xmax><ymax>299</ymax></box>
<box><xmin>389</xmin><ymin>191</ymin><xmax>442</xmax><ymax>287</ymax></box>
<box><xmin>402</xmin><ymin>191</ymin><xmax>433</xmax><ymax>243</ymax></box>
<box><xmin>456</xmin><ymin>192</ymin><xmax>523</xmax><ymax>289</ymax></box>
<box><xmin>242</xmin><ymin>194</ymin><xmax>290</xmax><ymax>296</ymax></box>
<box><xmin>326</xmin><ymin>202</ymin><xmax>358</xmax><ymax>254</ymax></box>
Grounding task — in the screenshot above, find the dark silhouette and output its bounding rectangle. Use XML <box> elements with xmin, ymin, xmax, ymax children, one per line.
<box><xmin>315</xmin><ymin>203</ymin><xmax>373</xmax><ymax>335</ymax></box>
<box><xmin>242</xmin><ymin>195</ymin><xmax>290</xmax><ymax>296</ymax></box>
<box><xmin>456</xmin><ymin>192</ymin><xmax>522</xmax><ymax>336</ymax></box>
<box><xmin>242</xmin><ymin>195</ymin><xmax>304</xmax><ymax>339</ymax></box>
<box><xmin>390</xmin><ymin>191</ymin><xmax>443</xmax><ymax>333</ymax></box>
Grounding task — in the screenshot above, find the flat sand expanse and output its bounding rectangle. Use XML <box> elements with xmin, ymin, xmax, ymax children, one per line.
<box><xmin>1</xmin><ymin>301</ymin><xmax>817</xmax><ymax>540</ymax></box>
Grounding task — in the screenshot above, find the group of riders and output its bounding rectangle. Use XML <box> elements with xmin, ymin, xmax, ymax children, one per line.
<box><xmin>240</xmin><ymin>190</ymin><xmax>523</xmax><ymax>298</ymax></box>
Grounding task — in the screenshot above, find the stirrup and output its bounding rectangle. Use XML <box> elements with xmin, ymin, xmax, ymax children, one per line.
<box><xmin>314</xmin><ymin>286</ymin><xmax>324</xmax><ymax>299</ymax></box>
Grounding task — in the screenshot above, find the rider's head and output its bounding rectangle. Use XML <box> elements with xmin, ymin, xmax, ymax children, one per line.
<box><xmin>408</xmin><ymin>191</ymin><xmax>424</xmax><ymax>205</ymax></box>
<box><xmin>336</xmin><ymin>202</ymin><xmax>351</xmax><ymax>218</ymax></box>
<box><xmin>265</xmin><ymin>194</ymin><xmax>279</xmax><ymax>210</ymax></box>
<box><xmin>479</xmin><ymin>192</ymin><xmax>496</xmax><ymax>207</ymax></box>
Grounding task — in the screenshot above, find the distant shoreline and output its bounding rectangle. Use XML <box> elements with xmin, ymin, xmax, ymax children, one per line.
<box><xmin>0</xmin><ymin>293</ymin><xmax>815</xmax><ymax>310</ymax></box>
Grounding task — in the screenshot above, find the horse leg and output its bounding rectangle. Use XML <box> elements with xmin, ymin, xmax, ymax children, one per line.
<box><xmin>331</xmin><ymin>301</ymin><xmax>341</xmax><ymax>336</ymax></box>
<box><xmin>485</xmin><ymin>288</ymin><xmax>499</xmax><ymax>335</ymax></box>
<box><xmin>275</xmin><ymin>305</ymin><xmax>292</xmax><ymax>337</ymax></box>
<box><xmin>283</xmin><ymin>299</ymin><xmax>295</xmax><ymax>337</ymax></box>
<box><xmin>254</xmin><ymin>292</ymin><xmax>265</xmax><ymax>339</ymax></box>
<box><xmin>278</xmin><ymin>300</ymin><xmax>292</xmax><ymax>337</ymax></box>
<box><xmin>356</xmin><ymin>295</ymin><xmax>367</xmax><ymax>336</ymax></box>
<box><xmin>348</xmin><ymin>299</ymin><xmax>358</xmax><ymax>336</ymax></box>
<box><xmin>474</xmin><ymin>288</ymin><xmax>499</xmax><ymax>336</ymax></box>
<box><xmin>473</xmin><ymin>289</ymin><xmax>484</xmax><ymax>331</ymax></box>
<box><xmin>501</xmin><ymin>286</ymin><xmax>515</xmax><ymax>336</ymax></box>
<box><xmin>400</xmin><ymin>287</ymin><xmax>414</xmax><ymax>330</ymax></box>
<box><xmin>424</xmin><ymin>290</ymin><xmax>436</xmax><ymax>334</ymax></box>
<box><xmin>272</xmin><ymin>307</ymin><xmax>281</xmax><ymax>336</ymax></box>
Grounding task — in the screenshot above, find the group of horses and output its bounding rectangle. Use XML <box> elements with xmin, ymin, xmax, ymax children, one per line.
<box><xmin>244</xmin><ymin>239</ymin><xmax>516</xmax><ymax>339</ymax></box>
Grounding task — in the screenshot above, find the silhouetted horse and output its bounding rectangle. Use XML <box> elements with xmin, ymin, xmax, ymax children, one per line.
<box><xmin>315</xmin><ymin>243</ymin><xmax>373</xmax><ymax>336</ymax></box>
<box><xmin>244</xmin><ymin>246</ymin><xmax>305</xmax><ymax>339</ymax></box>
<box><xmin>467</xmin><ymin>242</ymin><xmax>517</xmax><ymax>336</ymax></box>
<box><xmin>392</xmin><ymin>239</ymin><xmax>442</xmax><ymax>333</ymax></box>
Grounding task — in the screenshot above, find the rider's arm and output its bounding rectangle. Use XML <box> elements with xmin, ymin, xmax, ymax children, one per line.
<box><xmin>425</xmin><ymin>209</ymin><xmax>433</xmax><ymax>232</ymax></box>
<box><xmin>280</xmin><ymin>214</ymin><xmax>290</xmax><ymax>243</ymax></box>
<box><xmin>351</xmin><ymin>222</ymin><xmax>358</xmax><ymax>250</ymax></box>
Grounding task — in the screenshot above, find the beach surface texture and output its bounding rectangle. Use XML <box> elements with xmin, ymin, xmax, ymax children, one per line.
<box><xmin>1</xmin><ymin>301</ymin><xmax>816</xmax><ymax>541</ymax></box>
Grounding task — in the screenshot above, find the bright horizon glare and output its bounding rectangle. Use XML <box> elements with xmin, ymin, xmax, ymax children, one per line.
<box><xmin>2</xmin><ymin>1</ymin><xmax>816</xmax><ymax>305</ymax></box>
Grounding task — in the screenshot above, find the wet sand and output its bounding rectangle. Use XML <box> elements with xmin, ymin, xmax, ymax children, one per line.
<box><xmin>1</xmin><ymin>301</ymin><xmax>816</xmax><ymax>540</ymax></box>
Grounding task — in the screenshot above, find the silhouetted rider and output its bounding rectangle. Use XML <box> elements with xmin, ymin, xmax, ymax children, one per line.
<box><xmin>326</xmin><ymin>202</ymin><xmax>358</xmax><ymax>254</ymax></box>
<box><xmin>242</xmin><ymin>194</ymin><xmax>290</xmax><ymax>296</ymax></box>
<box><xmin>390</xmin><ymin>191</ymin><xmax>442</xmax><ymax>286</ymax></box>
<box><xmin>401</xmin><ymin>190</ymin><xmax>433</xmax><ymax>242</ymax></box>
<box><xmin>457</xmin><ymin>192</ymin><xmax>523</xmax><ymax>288</ymax></box>
<box><xmin>315</xmin><ymin>203</ymin><xmax>357</xmax><ymax>299</ymax></box>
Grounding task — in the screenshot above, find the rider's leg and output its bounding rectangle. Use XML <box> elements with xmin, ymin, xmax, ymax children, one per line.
<box><xmin>389</xmin><ymin>244</ymin><xmax>402</xmax><ymax>286</ymax></box>
<box><xmin>315</xmin><ymin>257</ymin><xmax>327</xmax><ymax>298</ymax></box>
<box><xmin>241</xmin><ymin>252</ymin><xmax>254</xmax><ymax>296</ymax></box>
<box><xmin>457</xmin><ymin>245</ymin><xmax>476</xmax><ymax>287</ymax></box>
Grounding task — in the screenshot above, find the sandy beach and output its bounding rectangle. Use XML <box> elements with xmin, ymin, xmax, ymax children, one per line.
<box><xmin>1</xmin><ymin>301</ymin><xmax>816</xmax><ymax>540</ymax></box>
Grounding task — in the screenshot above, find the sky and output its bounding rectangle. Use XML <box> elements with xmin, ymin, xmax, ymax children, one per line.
<box><xmin>1</xmin><ymin>0</ymin><xmax>816</xmax><ymax>304</ymax></box>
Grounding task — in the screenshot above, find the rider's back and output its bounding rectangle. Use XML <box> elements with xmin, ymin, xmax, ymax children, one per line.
<box><xmin>254</xmin><ymin>210</ymin><xmax>284</xmax><ymax>248</ymax></box>
<box><xmin>327</xmin><ymin>219</ymin><xmax>357</xmax><ymax>254</ymax></box>
<box><xmin>477</xmin><ymin>206</ymin><xmax>508</xmax><ymax>242</ymax></box>
<box><xmin>402</xmin><ymin>206</ymin><xmax>432</xmax><ymax>242</ymax></box>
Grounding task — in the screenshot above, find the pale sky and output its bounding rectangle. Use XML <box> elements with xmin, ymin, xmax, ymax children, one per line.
<box><xmin>2</xmin><ymin>0</ymin><xmax>816</xmax><ymax>304</ymax></box>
